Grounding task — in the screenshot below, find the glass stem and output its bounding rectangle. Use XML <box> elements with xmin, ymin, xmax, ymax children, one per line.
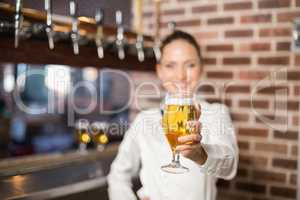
<box><xmin>172</xmin><ymin>150</ymin><xmax>180</xmax><ymax>165</ymax></box>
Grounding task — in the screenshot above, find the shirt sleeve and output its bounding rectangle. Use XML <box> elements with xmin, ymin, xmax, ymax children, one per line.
<box><xmin>107</xmin><ymin>114</ymin><xmax>142</xmax><ymax>200</ymax></box>
<box><xmin>199</xmin><ymin>104</ymin><xmax>239</xmax><ymax>180</ymax></box>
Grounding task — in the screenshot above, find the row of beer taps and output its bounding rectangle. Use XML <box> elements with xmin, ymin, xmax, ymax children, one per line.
<box><xmin>12</xmin><ymin>0</ymin><xmax>161</xmax><ymax>62</ymax></box>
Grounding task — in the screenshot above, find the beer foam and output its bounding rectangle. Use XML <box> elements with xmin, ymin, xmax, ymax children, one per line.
<box><xmin>165</xmin><ymin>97</ymin><xmax>193</xmax><ymax>105</ymax></box>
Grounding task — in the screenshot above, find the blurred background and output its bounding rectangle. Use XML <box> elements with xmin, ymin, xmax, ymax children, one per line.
<box><xmin>0</xmin><ymin>0</ymin><xmax>299</xmax><ymax>200</ymax></box>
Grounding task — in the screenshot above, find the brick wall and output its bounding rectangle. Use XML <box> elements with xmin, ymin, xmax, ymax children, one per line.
<box><xmin>129</xmin><ymin>0</ymin><xmax>299</xmax><ymax>199</ymax></box>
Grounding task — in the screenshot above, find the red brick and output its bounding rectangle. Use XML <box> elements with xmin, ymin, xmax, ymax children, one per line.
<box><xmin>197</xmin><ymin>85</ymin><xmax>216</xmax><ymax>94</ymax></box>
<box><xmin>223</xmin><ymin>57</ymin><xmax>251</xmax><ymax>65</ymax></box>
<box><xmin>286</xmin><ymin>71</ymin><xmax>300</xmax><ymax>80</ymax></box>
<box><xmin>256</xmin><ymin>85</ymin><xmax>289</xmax><ymax>95</ymax></box>
<box><xmin>225</xmin><ymin>85</ymin><xmax>250</xmax><ymax>93</ymax></box>
<box><xmin>276</xmin><ymin>100</ymin><xmax>299</xmax><ymax>111</ymax></box>
<box><xmin>161</xmin><ymin>19</ymin><xmax>200</xmax><ymax>28</ymax></box>
<box><xmin>176</xmin><ymin>19</ymin><xmax>201</xmax><ymax>27</ymax></box>
<box><xmin>206</xmin><ymin>71</ymin><xmax>233</xmax><ymax>79</ymax></box>
<box><xmin>204</xmin><ymin>98</ymin><xmax>232</xmax><ymax>107</ymax></box>
<box><xmin>252</xmin><ymin>170</ymin><xmax>286</xmax><ymax>183</ymax></box>
<box><xmin>274</xmin><ymin>130</ymin><xmax>298</xmax><ymax>140</ymax></box>
<box><xmin>297</xmin><ymin>0</ymin><xmax>300</xmax><ymax>6</ymax></box>
<box><xmin>231</xmin><ymin>112</ymin><xmax>250</xmax><ymax>122</ymax></box>
<box><xmin>291</xmin><ymin>145</ymin><xmax>298</xmax><ymax>156</ymax></box>
<box><xmin>294</xmin><ymin>86</ymin><xmax>300</xmax><ymax>96</ymax></box>
<box><xmin>239</xmin><ymin>154</ymin><xmax>268</xmax><ymax>167</ymax></box>
<box><xmin>235</xmin><ymin>182</ymin><xmax>266</xmax><ymax>194</ymax></box>
<box><xmin>238</xmin><ymin>127</ymin><xmax>269</xmax><ymax>137</ymax></box>
<box><xmin>293</xmin><ymin>116</ymin><xmax>299</xmax><ymax>126</ymax></box>
<box><xmin>203</xmin><ymin>58</ymin><xmax>216</xmax><ymax>65</ymax></box>
<box><xmin>239</xmin><ymin>71</ymin><xmax>269</xmax><ymax>80</ymax></box>
<box><xmin>207</xmin><ymin>17</ymin><xmax>234</xmax><ymax>25</ymax></box>
<box><xmin>277</xmin><ymin>11</ymin><xmax>300</xmax><ymax>22</ymax></box>
<box><xmin>276</xmin><ymin>42</ymin><xmax>290</xmax><ymax>51</ymax></box>
<box><xmin>216</xmin><ymin>179</ymin><xmax>231</xmax><ymax>189</ymax></box>
<box><xmin>225</xmin><ymin>30</ymin><xmax>253</xmax><ymax>38</ymax></box>
<box><xmin>258</xmin><ymin>56</ymin><xmax>290</xmax><ymax>65</ymax></box>
<box><xmin>195</xmin><ymin>31</ymin><xmax>218</xmax><ymax>40</ymax></box>
<box><xmin>241</xmin><ymin>14</ymin><xmax>272</xmax><ymax>23</ymax></box>
<box><xmin>206</xmin><ymin>44</ymin><xmax>233</xmax><ymax>52</ymax></box>
<box><xmin>192</xmin><ymin>5</ymin><xmax>217</xmax><ymax>13</ymax></box>
<box><xmin>290</xmin><ymin>174</ymin><xmax>297</xmax><ymax>185</ymax></box>
<box><xmin>270</xmin><ymin>186</ymin><xmax>297</xmax><ymax>199</ymax></box>
<box><xmin>258</xmin><ymin>0</ymin><xmax>291</xmax><ymax>9</ymax></box>
<box><xmin>239</xmin><ymin>99</ymin><xmax>269</xmax><ymax>109</ymax></box>
<box><xmin>240</xmin><ymin>42</ymin><xmax>271</xmax><ymax>52</ymax></box>
<box><xmin>295</xmin><ymin>55</ymin><xmax>300</xmax><ymax>66</ymax></box>
<box><xmin>272</xmin><ymin>158</ymin><xmax>297</xmax><ymax>169</ymax></box>
<box><xmin>255</xmin><ymin>114</ymin><xmax>288</xmax><ymax>126</ymax></box>
<box><xmin>224</xmin><ymin>2</ymin><xmax>253</xmax><ymax>11</ymax></box>
<box><xmin>237</xmin><ymin>168</ymin><xmax>248</xmax><ymax>178</ymax></box>
<box><xmin>238</xmin><ymin>140</ymin><xmax>250</xmax><ymax>150</ymax></box>
<box><xmin>162</xmin><ymin>8</ymin><xmax>185</xmax><ymax>16</ymax></box>
<box><xmin>219</xmin><ymin>192</ymin><xmax>251</xmax><ymax>200</ymax></box>
<box><xmin>255</xmin><ymin>142</ymin><xmax>288</xmax><ymax>154</ymax></box>
<box><xmin>259</xmin><ymin>27</ymin><xmax>291</xmax><ymax>37</ymax></box>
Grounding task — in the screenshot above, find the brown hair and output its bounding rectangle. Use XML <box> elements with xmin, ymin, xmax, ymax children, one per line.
<box><xmin>160</xmin><ymin>30</ymin><xmax>202</xmax><ymax>63</ymax></box>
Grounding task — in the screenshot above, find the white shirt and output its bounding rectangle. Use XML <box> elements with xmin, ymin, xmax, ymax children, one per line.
<box><xmin>107</xmin><ymin>100</ymin><xmax>238</xmax><ymax>200</ymax></box>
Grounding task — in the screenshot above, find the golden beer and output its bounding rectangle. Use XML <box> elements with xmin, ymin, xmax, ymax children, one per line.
<box><xmin>163</xmin><ymin>104</ymin><xmax>198</xmax><ymax>152</ymax></box>
<box><xmin>75</xmin><ymin>120</ymin><xmax>91</xmax><ymax>147</ymax></box>
<box><xmin>161</xmin><ymin>93</ymin><xmax>198</xmax><ymax>173</ymax></box>
<box><xmin>77</xmin><ymin>128</ymin><xmax>91</xmax><ymax>144</ymax></box>
<box><xmin>90</xmin><ymin>122</ymin><xmax>109</xmax><ymax>150</ymax></box>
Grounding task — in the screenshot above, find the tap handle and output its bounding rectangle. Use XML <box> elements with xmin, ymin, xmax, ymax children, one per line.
<box><xmin>69</xmin><ymin>0</ymin><xmax>77</xmax><ymax>17</ymax></box>
<box><xmin>116</xmin><ymin>10</ymin><xmax>124</xmax><ymax>41</ymax></box>
<box><xmin>168</xmin><ymin>21</ymin><xmax>176</xmax><ymax>33</ymax></box>
<box><xmin>95</xmin><ymin>9</ymin><xmax>104</xmax><ymax>59</ymax></box>
<box><xmin>153</xmin><ymin>39</ymin><xmax>161</xmax><ymax>62</ymax></box>
<box><xmin>115</xmin><ymin>10</ymin><xmax>125</xmax><ymax>59</ymax></box>
<box><xmin>136</xmin><ymin>34</ymin><xmax>144</xmax><ymax>62</ymax></box>
<box><xmin>116</xmin><ymin>10</ymin><xmax>122</xmax><ymax>26</ymax></box>
<box><xmin>45</xmin><ymin>0</ymin><xmax>52</xmax><ymax>26</ymax></box>
<box><xmin>14</xmin><ymin>0</ymin><xmax>23</xmax><ymax>48</ymax></box>
<box><xmin>45</xmin><ymin>0</ymin><xmax>54</xmax><ymax>49</ymax></box>
<box><xmin>69</xmin><ymin>0</ymin><xmax>78</xmax><ymax>32</ymax></box>
<box><xmin>95</xmin><ymin>9</ymin><xmax>104</xmax><ymax>25</ymax></box>
<box><xmin>69</xmin><ymin>0</ymin><xmax>79</xmax><ymax>55</ymax></box>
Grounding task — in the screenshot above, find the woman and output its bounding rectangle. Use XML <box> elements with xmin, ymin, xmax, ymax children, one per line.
<box><xmin>107</xmin><ymin>30</ymin><xmax>238</xmax><ymax>200</ymax></box>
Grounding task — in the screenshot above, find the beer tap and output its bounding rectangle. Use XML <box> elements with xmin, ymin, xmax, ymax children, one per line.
<box><xmin>14</xmin><ymin>0</ymin><xmax>23</xmax><ymax>48</ymax></box>
<box><xmin>69</xmin><ymin>0</ymin><xmax>79</xmax><ymax>55</ymax></box>
<box><xmin>168</xmin><ymin>21</ymin><xmax>176</xmax><ymax>33</ymax></box>
<box><xmin>153</xmin><ymin>0</ymin><xmax>161</xmax><ymax>62</ymax></box>
<box><xmin>135</xmin><ymin>34</ymin><xmax>144</xmax><ymax>62</ymax></box>
<box><xmin>95</xmin><ymin>9</ymin><xmax>104</xmax><ymax>59</ymax></box>
<box><xmin>153</xmin><ymin>38</ymin><xmax>161</xmax><ymax>62</ymax></box>
<box><xmin>115</xmin><ymin>10</ymin><xmax>125</xmax><ymax>60</ymax></box>
<box><xmin>133</xmin><ymin>0</ymin><xmax>144</xmax><ymax>62</ymax></box>
<box><xmin>45</xmin><ymin>0</ymin><xmax>54</xmax><ymax>49</ymax></box>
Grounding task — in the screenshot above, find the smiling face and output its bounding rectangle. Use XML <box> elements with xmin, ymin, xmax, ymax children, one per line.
<box><xmin>156</xmin><ymin>39</ymin><xmax>202</xmax><ymax>94</ymax></box>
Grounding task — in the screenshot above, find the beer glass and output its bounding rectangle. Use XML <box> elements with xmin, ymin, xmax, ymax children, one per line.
<box><xmin>89</xmin><ymin>122</ymin><xmax>109</xmax><ymax>151</ymax></box>
<box><xmin>161</xmin><ymin>93</ymin><xmax>198</xmax><ymax>174</ymax></box>
<box><xmin>75</xmin><ymin>119</ymin><xmax>91</xmax><ymax>152</ymax></box>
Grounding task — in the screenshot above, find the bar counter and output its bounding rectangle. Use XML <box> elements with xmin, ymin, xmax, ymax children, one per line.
<box><xmin>0</xmin><ymin>143</ymin><xmax>120</xmax><ymax>200</ymax></box>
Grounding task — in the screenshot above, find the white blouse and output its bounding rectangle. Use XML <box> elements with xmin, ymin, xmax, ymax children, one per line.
<box><xmin>107</xmin><ymin>100</ymin><xmax>239</xmax><ymax>200</ymax></box>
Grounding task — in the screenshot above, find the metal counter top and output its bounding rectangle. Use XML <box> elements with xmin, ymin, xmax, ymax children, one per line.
<box><xmin>0</xmin><ymin>143</ymin><xmax>119</xmax><ymax>200</ymax></box>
